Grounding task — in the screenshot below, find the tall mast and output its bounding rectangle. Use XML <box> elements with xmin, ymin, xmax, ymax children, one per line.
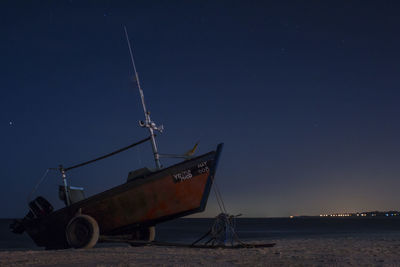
<box><xmin>124</xmin><ymin>26</ymin><xmax>163</xmax><ymax>169</ymax></box>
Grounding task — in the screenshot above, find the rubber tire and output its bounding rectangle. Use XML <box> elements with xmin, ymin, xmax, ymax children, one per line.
<box><xmin>131</xmin><ymin>226</ymin><xmax>156</xmax><ymax>242</ymax></box>
<box><xmin>66</xmin><ymin>215</ymin><xmax>99</xmax><ymax>249</ymax></box>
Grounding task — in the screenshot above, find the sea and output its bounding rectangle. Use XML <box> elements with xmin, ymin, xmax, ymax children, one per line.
<box><xmin>1</xmin><ymin>217</ymin><xmax>400</xmax><ymax>250</ymax></box>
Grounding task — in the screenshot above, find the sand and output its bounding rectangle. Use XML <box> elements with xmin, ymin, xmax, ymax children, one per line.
<box><xmin>1</xmin><ymin>234</ymin><xmax>400</xmax><ymax>266</ymax></box>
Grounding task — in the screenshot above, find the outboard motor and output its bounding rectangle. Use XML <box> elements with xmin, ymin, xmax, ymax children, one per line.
<box><xmin>29</xmin><ymin>196</ymin><xmax>54</xmax><ymax>218</ymax></box>
<box><xmin>10</xmin><ymin>196</ymin><xmax>54</xmax><ymax>234</ymax></box>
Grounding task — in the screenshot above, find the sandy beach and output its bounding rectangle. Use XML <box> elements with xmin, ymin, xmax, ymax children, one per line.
<box><xmin>3</xmin><ymin>1</ymin><xmax>400</xmax><ymax>266</ymax></box>
<box><xmin>1</xmin><ymin>234</ymin><xmax>400</xmax><ymax>266</ymax></box>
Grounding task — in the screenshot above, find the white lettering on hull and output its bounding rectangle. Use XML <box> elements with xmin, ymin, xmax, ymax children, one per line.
<box><xmin>173</xmin><ymin>170</ymin><xmax>192</xmax><ymax>182</ymax></box>
<box><xmin>173</xmin><ymin>161</ymin><xmax>210</xmax><ymax>182</ymax></box>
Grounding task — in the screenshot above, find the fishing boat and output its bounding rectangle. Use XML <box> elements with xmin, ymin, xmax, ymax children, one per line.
<box><xmin>10</xmin><ymin>28</ymin><xmax>223</xmax><ymax>250</ymax></box>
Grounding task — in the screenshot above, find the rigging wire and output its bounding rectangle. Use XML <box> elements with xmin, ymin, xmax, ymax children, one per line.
<box><xmin>27</xmin><ymin>137</ymin><xmax>152</xmax><ymax>203</ymax></box>
<box><xmin>27</xmin><ymin>168</ymin><xmax>52</xmax><ymax>203</ymax></box>
<box><xmin>213</xmin><ymin>188</ymin><xmax>224</xmax><ymax>214</ymax></box>
<box><xmin>63</xmin><ymin>136</ymin><xmax>151</xmax><ymax>172</ymax></box>
<box><xmin>137</xmin><ymin>145</ymin><xmax>142</xmax><ymax>166</ymax></box>
<box><xmin>213</xmin><ymin>182</ymin><xmax>227</xmax><ymax>214</ymax></box>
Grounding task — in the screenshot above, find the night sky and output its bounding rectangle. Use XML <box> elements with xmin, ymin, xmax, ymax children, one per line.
<box><xmin>1</xmin><ymin>1</ymin><xmax>400</xmax><ymax>218</ymax></box>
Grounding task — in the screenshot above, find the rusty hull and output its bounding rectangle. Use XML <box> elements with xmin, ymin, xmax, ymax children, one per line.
<box><xmin>23</xmin><ymin>143</ymin><xmax>223</xmax><ymax>248</ymax></box>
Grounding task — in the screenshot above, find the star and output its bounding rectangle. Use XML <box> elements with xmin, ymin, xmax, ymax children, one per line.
<box><xmin>9</xmin><ymin>121</ymin><xmax>13</xmax><ymax>126</ymax></box>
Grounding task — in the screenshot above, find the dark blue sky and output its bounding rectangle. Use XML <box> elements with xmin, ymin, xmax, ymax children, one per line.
<box><xmin>1</xmin><ymin>1</ymin><xmax>400</xmax><ymax>218</ymax></box>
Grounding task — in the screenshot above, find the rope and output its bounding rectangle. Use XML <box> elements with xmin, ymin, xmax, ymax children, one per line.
<box><xmin>27</xmin><ymin>168</ymin><xmax>52</xmax><ymax>203</ymax></box>
<box><xmin>27</xmin><ymin>137</ymin><xmax>151</xmax><ymax>203</ymax></box>
<box><xmin>213</xmin><ymin>186</ymin><xmax>225</xmax><ymax>214</ymax></box>
<box><xmin>213</xmin><ymin>182</ymin><xmax>227</xmax><ymax>214</ymax></box>
<box><xmin>192</xmin><ymin>169</ymin><xmax>248</xmax><ymax>247</ymax></box>
<box><xmin>63</xmin><ymin>136</ymin><xmax>151</xmax><ymax>172</ymax></box>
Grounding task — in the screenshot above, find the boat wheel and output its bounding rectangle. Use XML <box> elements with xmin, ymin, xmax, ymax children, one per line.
<box><xmin>66</xmin><ymin>214</ymin><xmax>99</xmax><ymax>249</ymax></box>
<box><xmin>131</xmin><ymin>226</ymin><xmax>155</xmax><ymax>242</ymax></box>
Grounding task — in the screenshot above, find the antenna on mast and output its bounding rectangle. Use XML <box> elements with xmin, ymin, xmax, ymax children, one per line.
<box><xmin>124</xmin><ymin>26</ymin><xmax>163</xmax><ymax>169</ymax></box>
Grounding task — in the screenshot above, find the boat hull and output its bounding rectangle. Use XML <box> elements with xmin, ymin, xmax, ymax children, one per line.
<box><xmin>18</xmin><ymin>144</ymin><xmax>223</xmax><ymax>248</ymax></box>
